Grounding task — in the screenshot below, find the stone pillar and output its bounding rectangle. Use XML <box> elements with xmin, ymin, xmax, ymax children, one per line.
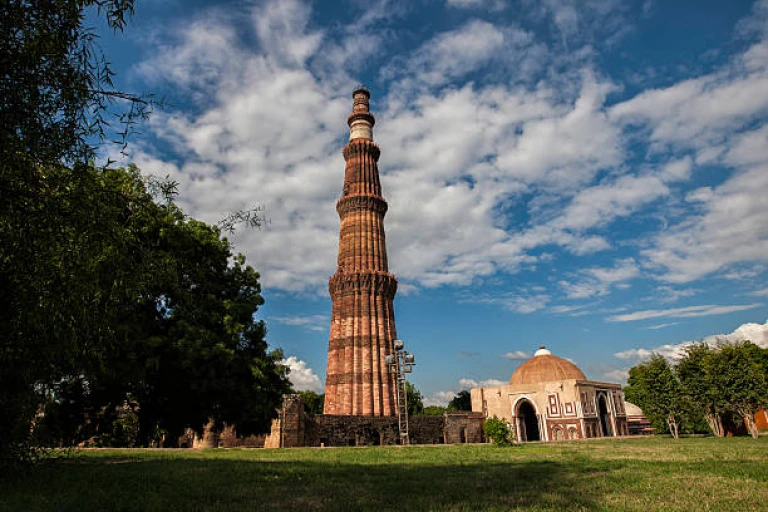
<box><xmin>324</xmin><ymin>88</ymin><xmax>398</xmax><ymax>416</ymax></box>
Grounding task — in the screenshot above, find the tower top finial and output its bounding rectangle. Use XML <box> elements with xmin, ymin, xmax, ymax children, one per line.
<box><xmin>348</xmin><ymin>85</ymin><xmax>374</xmax><ymax>140</ymax></box>
<box><xmin>353</xmin><ymin>84</ymin><xmax>370</xmax><ymax>98</ymax></box>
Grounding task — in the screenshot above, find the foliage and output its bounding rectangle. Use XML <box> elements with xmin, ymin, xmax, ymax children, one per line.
<box><xmin>705</xmin><ymin>342</ymin><xmax>768</xmax><ymax>438</ymax></box>
<box><xmin>676</xmin><ymin>344</ymin><xmax>729</xmax><ymax>437</ymax></box>
<box><xmin>298</xmin><ymin>391</ymin><xmax>325</xmax><ymax>415</ymax></box>
<box><xmin>448</xmin><ymin>390</ymin><xmax>472</xmax><ymax>411</ymax></box>
<box><xmin>483</xmin><ymin>416</ymin><xmax>513</xmax><ymax>446</ymax></box>
<box><xmin>1</xmin><ymin>0</ymin><xmax>147</xmax><ymax>468</ymax></box>
<box><xmin>628</xmin><ymin>341</ymin><xmax>768</xmax><ymax>439</ymax></box>
<box><xmin>624</xmin><ymin>355</ymin><xmax>686</xmax><ymax>438</ymax></box>
<box><xmin>81</xmin><ymin>166</ymin><xmax>290</xmax><ymax>446</ymax></box>
<box><xmin>1</xmin><ymin>0</ymin><xmax>280</xmax><ymax>464</ymax></box>
<box><xmin>1</xmin><ymin>0</ymin><xmax>149</xmax><ymax>166</ymax></box>
<box><xmin>405</xmin><ymin>382</ymin><xmax>424</xmax><ymax>417</ymax></box>
<box><xmin>2</xmin><ymin>164</ymin><xmax>290</xmax><ymax>452</ymax></box>
<box><xmin>421</xmin><ymin>406</ymin><xmax>447</xmax><ymax>416</ymax></box>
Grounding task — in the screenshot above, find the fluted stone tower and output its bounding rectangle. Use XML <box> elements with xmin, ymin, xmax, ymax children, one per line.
<box><xmin>323</xmin><ymin>88</ymin><xmax>398</xmax><ymax>416</ymax></box>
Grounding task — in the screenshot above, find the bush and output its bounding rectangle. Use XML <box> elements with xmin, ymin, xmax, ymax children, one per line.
<box><xmin>483</xmin><ymin>416</ymin><xmax>514</xmax><ymax>446</ymax></box>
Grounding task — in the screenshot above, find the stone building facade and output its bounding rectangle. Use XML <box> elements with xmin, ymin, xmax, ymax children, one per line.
<box><xmin>471</xmin><ymin>347</ymin><xmax>629</xmax><ymax>442</ymax></box>
<box><xmin>264</xmin><ymin>395</ymin><xmax>485</xmax><ymax>448</ymax></box>
<box><xmin>324</xmin><ymin>88</ymin><xmax>399</xmax><ymax>416</ymax></box>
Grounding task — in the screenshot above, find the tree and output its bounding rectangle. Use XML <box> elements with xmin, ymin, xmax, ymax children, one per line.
<box><xmin>422</xmin><ymin>406</ymin><xmax>447</xmax><ymax>416</ymax></box>
<box><xmin>1</xmin><ymin>1</ymin><xmax>283</xmax><ymax>463</ymax></box>
<box><xmin>1</xmin><ymin>0</ymin><xmax>149</xmax><ymax>467</ymax></box>
<box><xmin>448</xmin><ymin>390</ymin><xmax>472</xmax><ymax>411</ymax></box>
<box><xmin>86</xmin><ymin>167</ymin><xmax>290</xmax><ymax>446</ymax></box>
<box><xmin>707</xmin><ymin>342</ymin><xmax>768</xmax><ymax>439</ymax></box>
<box><xmin>676</xmin><ymin>344</ymin><xmax>729</xmax><ymax>437</ymax></box>
<box><xmin>2</xmin><ymin>0</ymin><xmax>148</xmax><ymax>166</ymax></box>
<box><xmin>16</xmin><ymin>165</ymin><xmax>291</xmax><ymax>448</ymax></box>
<box><xmin>624</xmin><ymin>355</ymin><xmax>686</xmax><ymax>438</ymax></box>
<box><xmin>297</xmin><ymin>391</ymin><xmax>325</xmax><ymax>415</ymax></box>
<box><xmin>406</xmin><ymin>382</ymin><xmax>424</xmax><ymax>417</ymax></box>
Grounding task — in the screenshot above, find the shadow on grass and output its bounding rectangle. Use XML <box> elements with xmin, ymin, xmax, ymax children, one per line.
<box><xmin>0</xmin><ymin>453</ymin><xmax>605</xmax><ymax>512</ymax></box>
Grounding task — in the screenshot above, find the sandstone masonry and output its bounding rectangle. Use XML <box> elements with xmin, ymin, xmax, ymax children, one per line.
<box><xmin>324</xmin><ymin>88</ymin><xmax>399</xmax><ymax>416</ymax></box>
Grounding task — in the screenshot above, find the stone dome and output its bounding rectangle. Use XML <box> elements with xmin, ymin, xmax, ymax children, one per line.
<box><xmin>624</xmin><ymin>401</ymin><xmax>645</xmax><ymax>417</ymax></box>
<box><xmin>509</xmin><ymin>346</ymin><xmax>586</xmax><ymax>385</ymax></box>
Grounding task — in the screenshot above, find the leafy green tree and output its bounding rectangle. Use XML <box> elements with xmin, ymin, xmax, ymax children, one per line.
<box><xmin>1</xmin><ymin>1</ymin><xmax>281</xmax><ymax>462</ymax></box>
<box><xmin>298</xmin><ymin>391</ymin><xmax>325</xmax><ymax>415</ymax></box>
<box><xmin>422</xmin><ymin>406</ymin><xmax>447</xmax><ymax>416</ymax></box>
<box><xmin>448</xmin><ymin>390</ymin><xmax>472</xmax><ymax>411</ymax></box>
<box><xmin>6</xmin><ymin>165</ymin><xmax>289</xmax><ymax>450</ymax></box>
<box><xmin>1</xmin><ymin>0</ymin><xmax>148</xmax><ymax>467</ymax></box>
<box><xmin>676</xmin><ymin>344</ymin><xmax>728</xmax><ymax>437</ymax></box>
<box><xmin>624</xmin><ymin>355</ymin><xmax>686</xmax><ymax>438</ymax></box>
<box><xmin>406</xmin><ymin>382</ymin><xmax>424</xmax><ymax>417</ymax></box>
<box><xmin>706</xmin><ymin>342</ymin><xmax>768</xmax><ymax>439</ymax></box>
<box><xmin>80</xmin><ymin>167</ymin><xmax>290</xmax><ymax>446</ymax></box>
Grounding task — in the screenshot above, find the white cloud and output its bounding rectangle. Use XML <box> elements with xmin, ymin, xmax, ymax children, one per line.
<box><xmin>271</xmin><ymin>314</ymin><xmax>328</xmax><ymax>332</ymax></box>
<box><xmin>282</xmin><ymin>356</ymin><xmax>324</xmax><ymax>392</ymax></box>
<box><xmin>503</xmin><ymin>351</ymin><xmax>531</xmax><ymax>360</ymax></box>
<box><xmin>383</xmin><ymin>20</ymin><xmax>524</xmax><ymax>88</ymax></box>
<box><xmin>446</xmin><ymin>0</ymin><xmax>506</xmax><ymax>10</ymax></box>
<box><xmin>602</xmin><ymin>368</ymin><xmax>629</xmax><ymax>382</ymax></box>
<box><xmin>653</xmin><ymin>286</ymin><xmax>698</xmax><ymax>304</ymax></box>
<box><xmin>610</xmin><ymin>71</ymin><xmax>768</xmax><ymax>154</ymax></box>
<box><xmin>642</xmin><ymin>322</ymin><xmax>678</xmax><ymax>330</ymax></box>
<box><xmin>459</xmin><ymin>378</ymin><xmax>506</xmax><ymax>389</ymax></box>
<box><xmin>642</xmin><ymin>164</ymin><xmax>768</xmax><ymax>284</ymax></box>
<box><xmin>523</xmin><ymin>0</ymin><xmax>630</xmax><ymax>49</ymax></box>
<box><xmin>471</xmin><ymin>292</ymin><xmax>550</xmax><ymax>313</ymax></box>
<box><xmin>559</xmin><ymin>258</ymin><xmax>640</xmax><ymax>299</ymax></box>
<box><xmin>614</xmin><ymin>345</ymin><xmax>690</xmax><ymax>361</ymax></box>
<box><xmin>128</xmin><ymin>0</ymin><xmax>768</xmax><ymax>298</ymax></box>
<box><xmin>614</xmin><ymin>319</ymin><xmax>768</xmax><ymax>361</ymax></box>
<box><xmin>609</xmin><ymin>303</ymin><xmax>763</xmax><ymax>322</ymax></box>
<box><xmin>253</xmin><ymin>0</ymin><xmax>323</xmax><ymax>66</ymax></box>
<box><xmin>423</xmin><ymin>377</ymin><xmax>505</xmax><ymax>407</ymax></box>
<box><xmin>749</xmin><ymin>287</ymin><xmax>768</xmax><ymax>297</ymax></box>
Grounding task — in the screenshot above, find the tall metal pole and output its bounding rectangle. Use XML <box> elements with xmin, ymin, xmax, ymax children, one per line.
<box><xmin>387</xmin><ymin>339</ymin><xmax>415</xmax><ymax>445</ymax></box>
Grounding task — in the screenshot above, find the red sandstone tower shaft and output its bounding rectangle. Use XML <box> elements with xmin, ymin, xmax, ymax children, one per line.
<box><xmin>324</xmin><ymin>88</ymin><xmax>398</xmax><ymax>416</ymax></box>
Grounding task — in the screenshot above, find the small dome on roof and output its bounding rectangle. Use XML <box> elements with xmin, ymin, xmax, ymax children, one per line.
<box><xmin>509</xmin><ymin>347</ymin><xmax>586</xmax><ymax>385</ymax></box>
<box><xmin>624</xmin><ymin>401</ymin><xmax>645</xmax><ymax>417</ymax></box>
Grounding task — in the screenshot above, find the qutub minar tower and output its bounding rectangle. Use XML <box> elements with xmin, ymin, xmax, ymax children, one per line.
<box><xmin>323</xmin><ymin>87</ymin><xmax>398</xmax><ymax>416</ymax></box>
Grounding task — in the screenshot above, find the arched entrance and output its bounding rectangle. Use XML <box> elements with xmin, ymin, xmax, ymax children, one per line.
<box><xmin>516</xmin><ymin>399</ymin><xmax>540</xmax><ymax>442</ymax></box>
<box><xmin>598</xmin><ymin>394</ymin><xmax>613</xmax><ymax>437</ymax></box>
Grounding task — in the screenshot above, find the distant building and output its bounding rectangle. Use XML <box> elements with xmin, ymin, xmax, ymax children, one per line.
<box><xmin>624</xmin><ymin>401</ymin><xmax>655</xmax><ymax>436</ymax></box>
<box><xmin>470</xmin><ymin>346</ymin><xmax>629</xmax><ymax>442</ymax></box>
<box><xmin>755</xmin><ymin>409</ymin><xmax>768</xmax><ymax>431</ymax></box>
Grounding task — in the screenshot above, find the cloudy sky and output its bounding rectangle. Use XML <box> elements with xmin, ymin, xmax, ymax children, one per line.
<box><xmin>101</xmin><ymin>0</ymin><xmax>768</xmax><ymax>405</ymax></box>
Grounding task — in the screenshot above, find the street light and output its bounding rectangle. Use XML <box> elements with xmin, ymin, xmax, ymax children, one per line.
<box><xmin>386</xmin><ymin>339</ymin><xmax>416</xmax><ymax>445</ymax></box>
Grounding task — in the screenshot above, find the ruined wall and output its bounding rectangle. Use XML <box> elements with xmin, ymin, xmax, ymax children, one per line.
<box><xmin>443</xmin><ymin>412</ymin><xmax>486</xmax><ymax>444</ymax></box>
<box><xmin>264</xmin><ymin>395</ymin><xmax>484</xmax><ymax>447</ymax></box>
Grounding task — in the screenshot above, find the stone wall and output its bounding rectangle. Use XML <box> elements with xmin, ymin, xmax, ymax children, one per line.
<box><xmin>265</xmin><ymin>395</ymin><xmax>484</xmax><ymax>447</ymax></box>
<box><xmin>443</xmin><ymin>412</ymin><xmax>486</xmax><ymax>444</ymax></box>
<box><xmin>179</xmin><ymin>423</ymin><xmax>267</xmax><ymax>448</ymax></box>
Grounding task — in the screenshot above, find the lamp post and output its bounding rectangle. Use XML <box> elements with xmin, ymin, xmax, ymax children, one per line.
<box><xmin>385</xmin><ymin>339</ymin><xmax>416</xmax><ymax>445</ymax></box>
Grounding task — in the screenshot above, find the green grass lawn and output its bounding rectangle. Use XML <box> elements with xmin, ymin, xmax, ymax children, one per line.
<box><xmin>2</xmin><ymin>437</ymin><xmax>766</xmax><ymax>511</ymax></box>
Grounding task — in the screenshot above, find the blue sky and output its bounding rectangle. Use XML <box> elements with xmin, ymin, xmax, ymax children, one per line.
<box><xmin>100</xmin><ymin>0</ymin><xmax>768</xmax><ymax>405</ymax></box>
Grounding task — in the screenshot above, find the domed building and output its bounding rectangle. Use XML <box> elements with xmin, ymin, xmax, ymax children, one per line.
<box><xmin>470</xmin><ymin>347</ymin><xmax>629</xmax><ymax>442</ymax></box>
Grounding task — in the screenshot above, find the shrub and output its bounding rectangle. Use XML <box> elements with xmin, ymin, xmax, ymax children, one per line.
<box><xmin>483</xmin><ymin>416</ymin><xmax>514</xmax><ymax>446</ymax></box>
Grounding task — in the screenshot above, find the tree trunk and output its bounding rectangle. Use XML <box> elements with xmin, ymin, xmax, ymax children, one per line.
<box><xmin>740</xmin><ymin>411</ymin><xmax>759</xmax><ymax>439</ymax></box>
<box><xmin>704</xmin><ymin>412</ymin><xmax>724</xmax><ymax>438</ymax></box>
<box><xmin>667</xmin><ymin>415</ymin><xmax>680</xmax><ymax>439</ymax></box>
